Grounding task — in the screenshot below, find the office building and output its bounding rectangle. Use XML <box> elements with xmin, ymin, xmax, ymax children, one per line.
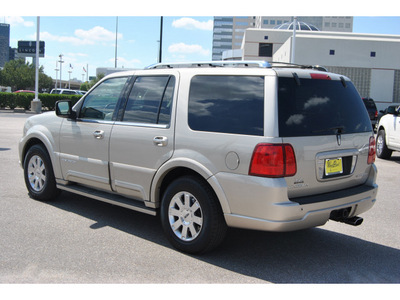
<box><xmin>0</xmin><ymin>23</ymin><xmax>10</xmax><ymax>68</ymax></box>
<box><xmin>227</xmin><ymin>24</ymin><xmax>400</xmax><ymax>109</ymax></box>
<box><xmin>212</xmin><ymin>16</ymin><xmax>353</xmax><ymax>60</ymax></box>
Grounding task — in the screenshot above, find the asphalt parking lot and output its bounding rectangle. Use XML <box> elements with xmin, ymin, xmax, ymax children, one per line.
<box><xmin>0</xmin><ymin>111</ymin><xmax>399</xmax><ymax>286</ymax></box>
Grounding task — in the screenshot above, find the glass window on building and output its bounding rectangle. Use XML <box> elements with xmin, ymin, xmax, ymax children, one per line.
<box><xmin>259</xmin><ymin>43</ymin><xmax>273</xmax><ymax>57</ymax></box>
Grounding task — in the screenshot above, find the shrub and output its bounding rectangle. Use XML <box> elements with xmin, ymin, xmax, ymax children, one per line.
<box><xmin>0</xmin><ymin>92</ymin><xmax>82</xmax><ymax>110</ymax></box>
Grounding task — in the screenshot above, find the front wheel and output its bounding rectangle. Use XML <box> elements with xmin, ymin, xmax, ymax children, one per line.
<box><xmin>23</xmin><ymin>144</ymin><xmax>59</xmax><ymax>201</ymax></box>
<box><xmin>160</xmin><ymin>176</ymin><xmax>227</xmax><ymax>254</ymax></box>
<box><xmin>376</xmin><ymin>129</ymin><xmax>392</xmax><ymax>159</ymax></box>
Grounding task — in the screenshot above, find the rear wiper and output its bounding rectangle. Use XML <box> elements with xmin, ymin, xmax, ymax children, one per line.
<box><xmin>312</xmin><ymin>126</ymin><xmax>345</xmax><ymax>134</ymax></box>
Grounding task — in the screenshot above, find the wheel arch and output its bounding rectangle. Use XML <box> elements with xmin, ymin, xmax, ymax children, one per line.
<box><xmin>150</xmin><ymin>160</ymin><xmax>231</xmax><ymax>215</ymax></box>
<box><xmin>20</xmin><ymin>132</ymin><xmax>61</xmax><ymax>180</ymax></box>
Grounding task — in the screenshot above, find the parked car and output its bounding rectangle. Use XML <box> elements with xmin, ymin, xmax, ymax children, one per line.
<box><xmin>19</xmin><ymin>61</ymin><xmax>378</xmax><ymax>254</ymax></box>
<box><xmin>50</xmin><ymin>88</ymin><xmax>83</xmax><ymax>95</ymax></box>
<box><xmin>376</xmin><ymin>105</ymin><xmax>400</xmax><ymax>159</ymax></box>
<box><xmin>362</xmin><ymin>98</ymin><xmax>378</xmax><ymax>131</ymax></box>
<box><xmin>14</xmin><ymin>90</ymin><xmax>35</xmax><ymax>93</ymax></box>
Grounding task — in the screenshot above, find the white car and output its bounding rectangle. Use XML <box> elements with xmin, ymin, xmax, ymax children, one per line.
<box><xmin>376</xmin><ymin>105</ymin><xmax>400</xmax><ymax>159</ymax></box>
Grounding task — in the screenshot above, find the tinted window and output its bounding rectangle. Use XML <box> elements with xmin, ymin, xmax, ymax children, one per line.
<box><xmin>123</xmin><ymin>76</ymin><xmax>175</xmax><ymax>125</ymax></box>
<box><xmin>259</xmin><ymin>43</ymin><xmax>273</xmax><ymax>57</ymax></box>
<box><xmin>80</xmin><ymin>77</ymin><xmax>129</xmax><ymax>120</ymax></box>
<box><xmin>188</xmin><ymin>76</ymin><xmax>264</xmax><ymax>136</ymax></box>
<box><xmin>278</xmin><ymin>77</ymin><xmax>372</xmax><ymax>137</ymax></box>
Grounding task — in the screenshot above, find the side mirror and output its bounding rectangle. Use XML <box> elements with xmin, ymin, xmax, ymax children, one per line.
<box><xmin>55</xmin><ymin>100</ymin><xmax>76</xmax><ymax>119</ymax></box>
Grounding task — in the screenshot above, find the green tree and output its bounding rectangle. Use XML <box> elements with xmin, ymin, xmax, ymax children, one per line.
<box><xmin>80</xmin><ymin>73</ymin><xmax>105</xmax><ymax>91</ymax></box>
<box><xmin>0</xmin><ymin>59</ymin><xmax>53</xmax><ymax>92</ymax></box>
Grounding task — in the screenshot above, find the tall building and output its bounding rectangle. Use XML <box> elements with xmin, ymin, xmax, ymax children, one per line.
<box><xmin>212</xmin><ymin>17</ymin><xmax>256</xmax><ymax>60</ymax></box>
<box><xmin>212</xmin><ymin>16</ymin><xmax>353</xmax><ymax>61</ymax></box>
<box><xmin>0</xmin><ymin>23</ymin><xmax>10</xmax><ymax>68</ymax></box>
<box><xmin>256</xmin><ymin>16</ymin><xmax>353</xmax><ymax>32</ymax></box>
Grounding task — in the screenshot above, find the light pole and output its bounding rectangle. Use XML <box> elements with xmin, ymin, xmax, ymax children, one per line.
<box><xmin>58</xmin><ymin>54</ymin><xmax>64</xmax><ymax>89</ymax></box>
<box><xmin>54</xmin><ymin>61</ymin><xmax>59</xmax><ymax>90</ymax></box>
<box><xmin>115</xmin><ymin>16</ymin><xmax>118</xmax><ymax>68</ymax></box>
<box><xmin>68</xmin><ymin>70</ymin><xmax>72</xmax><ymax>89</ymax></box>
<box><xmin>31</xmin><ymin>16</ymin><xmax>42</xmax><ymax>113</ymax></box>
<box><xmin>159</xmin><ymin>16</ymin><xmax>163</xmax><ymax>63</ymax></box>
<box><xmin>291</xmin><ymin>17</ymin><xmax>297</xmax><ymax>64</ymax></box>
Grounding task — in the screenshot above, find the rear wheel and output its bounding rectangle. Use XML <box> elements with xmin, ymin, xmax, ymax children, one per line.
<box><xmin>24</xmin><ymin>144</ymin><xmax>59</xmax><ymax>201</ymax></box>
<box><xmin>160</xmin><ymin>176</ymin><xmax>227</xmax><ymax>254</ymax></box>
<box><xmin>376</xmin><ymin>129</ymin><xmax>392</xmax><ymax>159</ymax></box>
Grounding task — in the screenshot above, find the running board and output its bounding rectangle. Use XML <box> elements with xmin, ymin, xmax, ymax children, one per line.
<box><xmin>56</xmin><ymin>184</ymin><xmax>157</xmax><ymax>216</ymax></box>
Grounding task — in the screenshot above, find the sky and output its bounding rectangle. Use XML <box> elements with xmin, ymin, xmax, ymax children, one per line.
<box><xmin>2</xmin><ymin>1</ymin><xmax>400</xmax><ymax>82</ymax></box>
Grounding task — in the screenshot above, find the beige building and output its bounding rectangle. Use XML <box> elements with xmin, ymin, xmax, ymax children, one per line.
<box><xmin>223</xmin><ymin>26</ymin><xmax>400</xmax><ymax>110</ymax></box>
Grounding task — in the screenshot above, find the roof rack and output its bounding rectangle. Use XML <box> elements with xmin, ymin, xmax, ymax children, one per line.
<box><xmin>145</xmin><ymin>60</ymin><xmax>327</xmax><ymax>72</ymax></box>
<box><xmin>146</xmin><ymin>61</ymin><xmax>271</xmax><ymax>69</ymax></box>
<box><xmin>269</xmin><ymin>62</ymin><xmax>328</xmax><ymax>72</ymax></box>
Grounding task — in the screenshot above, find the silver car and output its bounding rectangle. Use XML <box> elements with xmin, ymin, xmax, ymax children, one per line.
<box><xmin>19</xmin><ymin>61</ymin><xmax>378</xmax><ymax>254</ymax></box>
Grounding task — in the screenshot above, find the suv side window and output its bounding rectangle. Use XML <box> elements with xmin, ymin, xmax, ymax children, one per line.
<box><xmin>80</xmin><ymin>77</ymin><xmax>129</xmax><ymax>120</ymax></box>
<box><xmin>123</xmin><ymin>76</ymin><xmax>175</xmax><ymax>125</ymax></box>
<box><xmin>188</xmin><ymin>75</ymin><xmax>264</xmax><ymax>136</ymax></box>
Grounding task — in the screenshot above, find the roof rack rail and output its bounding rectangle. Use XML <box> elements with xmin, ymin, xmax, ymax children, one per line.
<box><xmin>269</xmin><ymin>61</ymin><xmax>328</xmax><ymax>72</ymax></box>
<box><xmin>146</xmin><ymin>60</ymin><xmax>272</xmax><ymax>69</ymax></box>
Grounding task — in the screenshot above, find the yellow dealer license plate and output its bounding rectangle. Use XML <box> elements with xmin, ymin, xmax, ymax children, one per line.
<box><xmin>325</xmin><ymin>158</ymin><xmax>343</xmax><ymax>176</ymax></box>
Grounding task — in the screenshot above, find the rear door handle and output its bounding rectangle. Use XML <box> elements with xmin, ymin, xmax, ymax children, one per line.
<box><xmin>93</xmin><ymin>130</ymin><xmax>104</xmax><ymax>139</ymax></box>
<box><xmin>153</xmin><ymin>136</ymin><xmax>168</xmax><ymax>147</ymax></box>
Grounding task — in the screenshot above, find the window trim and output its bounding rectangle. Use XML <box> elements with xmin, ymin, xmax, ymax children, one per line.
<box><xmin>77</xmin><ymin>76</ymin><xmax>132</xmax><ymax>122</ymax></box>
<box><xmin>120</xmin><ymin>74</ymin><xmax>176</xmax><ymax>127</ymax></box>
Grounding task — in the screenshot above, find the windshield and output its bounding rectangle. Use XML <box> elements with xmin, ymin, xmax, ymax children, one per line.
<box><xmin>278</xmin><ymin>77</ymin><xmax>372</xmax><ymax>137</ymax></box>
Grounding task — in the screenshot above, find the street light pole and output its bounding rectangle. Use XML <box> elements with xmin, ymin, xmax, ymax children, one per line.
<box><xmin>59</xmin><ymin>54</ymin><xmax>64</xmax><ymax>89</ymax></box>
<box><xmin>31</xmin><ymin>16</ymin><xmax>41</xmax><ymax>113</ymax></box>
<box><xmin>55</xmin><ymin>61</ymin><xmax>59</xmax><ymax>90</ymax></box>
<box><xmin>115</xmin><ymin>16</ymin><xmax>118</xmax><ymax>68</ymax></box>
<box><xmin>159</xmin><ymin>16</ymin><xmax>163</xmax><ymax>63</ymax></box>
<box><xmin>68</xmin><ymin>70</ymin><xmax>72</xmax><ymax>89</ymax></box>
<box><xmin>291</xmin><ymin>16</ymin><xmax>297</xmax><ymax>64</ymax></box>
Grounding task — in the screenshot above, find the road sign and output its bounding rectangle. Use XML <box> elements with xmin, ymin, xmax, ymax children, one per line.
<box><xmin>17</xmin><ymin>41</ymin><xmax>45</xmax><ymax>58</ymax></box>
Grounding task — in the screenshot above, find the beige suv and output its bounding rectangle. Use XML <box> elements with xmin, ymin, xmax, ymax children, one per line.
<box><xmin>19</xmin><ymin>61</ymin><xmax>378</xmax><ymax>253</ymax></box>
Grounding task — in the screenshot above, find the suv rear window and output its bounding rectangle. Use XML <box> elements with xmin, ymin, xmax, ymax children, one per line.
<box><xmin>278</xmin><ymin>77</ymin><xmax>372</xmax><ymax>137</ymax></box>
<box><xmin>188</xmin><ymin>75</ymin><xmax>264</xmax><ymax>136</ymax></box>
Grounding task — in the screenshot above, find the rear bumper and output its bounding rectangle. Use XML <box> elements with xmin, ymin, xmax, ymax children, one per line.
<box><xmin>216</xmin><ymin>165</ymin><xmax>378</xmax><ymax>232</ymax></box>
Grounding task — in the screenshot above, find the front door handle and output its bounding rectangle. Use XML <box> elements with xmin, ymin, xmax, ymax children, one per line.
<box><xmin>93</xmin><ymin>130</ymin><xmax>104</xmax><ymax>139</ymax></box>
<box><xmin>153</xmin><ymin>136</ymin><xmax>168</xmax><ymax>147</ymax></box>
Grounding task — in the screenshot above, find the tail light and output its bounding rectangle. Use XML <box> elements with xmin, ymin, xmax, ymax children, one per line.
<box><xmin>368</xmin><ymin>136</ymin><xmax>376</xmax><ymax>164</ymax></box>
<box><xmin>249</xmin><ymin>143</ymin><xmax>297</xmax><ymax>178</ymax></box>
<box><xmin>374</xmin><ymin>110</ymin><xmax>378</xmax><ymax>118</ymax></box>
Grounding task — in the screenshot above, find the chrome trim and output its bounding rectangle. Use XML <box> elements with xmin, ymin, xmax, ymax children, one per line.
<box><xmin>114</xmin><ymin>121</ymin><xmax>169</xmax><ymax>129</ymax></box>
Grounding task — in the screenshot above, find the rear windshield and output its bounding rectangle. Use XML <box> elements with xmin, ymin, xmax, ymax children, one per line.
<box><xmin>363</xmin><ymin>99</ymin><xmax>376</xmax><ymax>109</ymax></box>
<box><xmin>278</xmin><ymin>77</ymin><xmax>372</xmax><ymax>137</ymax></box>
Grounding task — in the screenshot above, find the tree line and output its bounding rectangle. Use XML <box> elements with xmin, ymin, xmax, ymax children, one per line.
<box><xmin>0</xmin><ymin>59</ymin><xmax>53</xmax><ymax>92</ymax></box>
<box><xmin>0</xmin><ymin>59</ymin><xmax>105</xmax><ymax>93</ymax></box>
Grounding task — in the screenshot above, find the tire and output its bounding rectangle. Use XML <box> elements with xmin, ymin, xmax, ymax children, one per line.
<box><xmin>23</xmin><ymin>144</ymin><xmax>60</xmax><ymax>201</ymax></box>
<box><xmin>160</xmin><ymin>176</ymin><xmax>227</xmax><ymax>254</ymax></box>
<box><xmin>376</xmin><ymin>129</ymin><xmax>392</xmax><ymax>159</ymax></box>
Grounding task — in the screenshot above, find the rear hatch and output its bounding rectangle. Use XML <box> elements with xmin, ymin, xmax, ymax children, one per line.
<box><xmin>276</xmin><ymin>70</ymin><xmax>374</xmax><ymax>199</ymax></box>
